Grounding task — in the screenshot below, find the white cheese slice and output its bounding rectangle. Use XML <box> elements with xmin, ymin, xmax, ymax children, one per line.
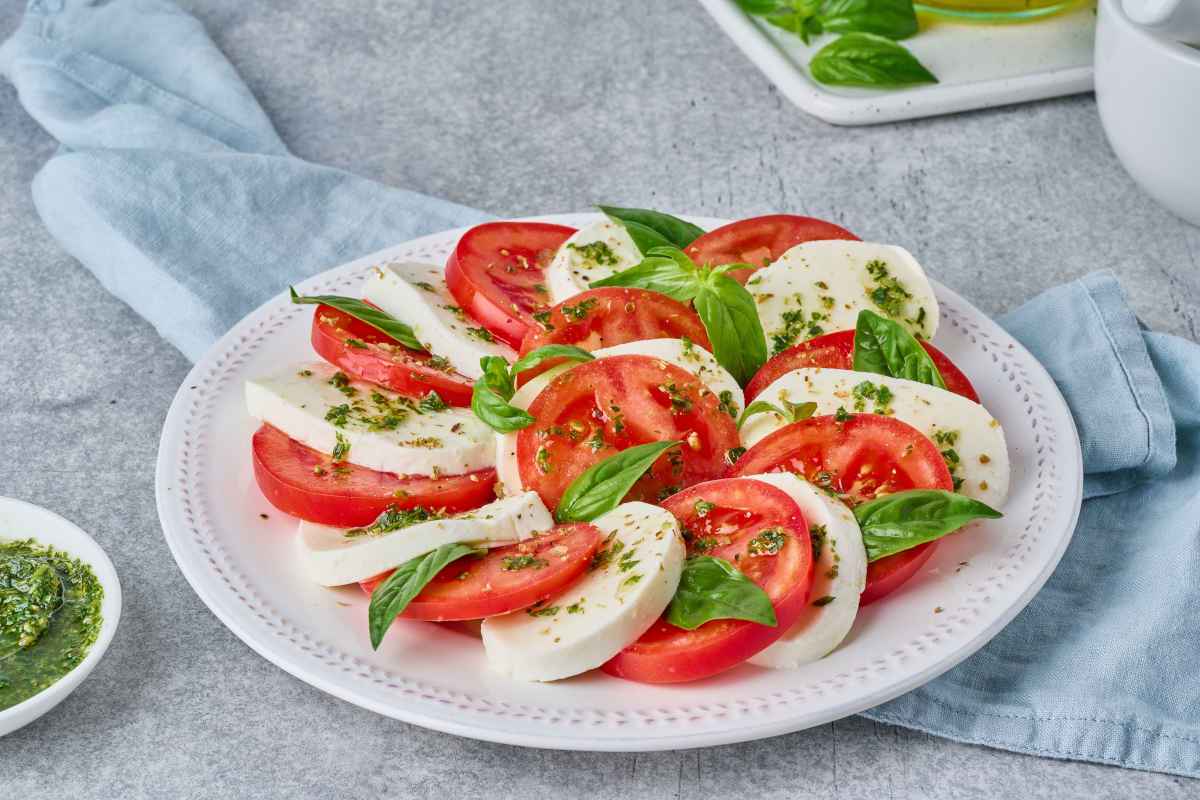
<box><xmin>741</xmin><ymin>367</ymin><xmax>1009</xmax><ymax>507</ymax></box>
<box><xmin>741</xmin><ymin>473</ymin><xmax>867</xmax><ymax>669</ymax></box>
<box><xmin>480</xmin><ymin>502</ymin><xmax>685</xmax><ymax>681</ymax></box>
<box><xmin>245</xmin><ymin>362</ymin><xmax>494</xmax><ymax>476</ymax></box>
<box><xmin>749</xmin><ymin>240</ymin><xmax>939</xmax><ymax>357</ymax></box>
<box><xmin>493</xmin><ymin>339</ymin><xmax>742</xmax><ymax>497</ymax></box>
<box><xmin>544</xmin><ymin>220</ymin><xmax>641</xmax><ymax>304</ymax></box>
<box><xmin>363</xmin><ymin>261</ymin><xmax>516</xmax><ymax>379</ymax></box>
<box><xmin>297</xmin><ymin>491</ymin><xmax>552</xmax><ymax>586</ymax></box>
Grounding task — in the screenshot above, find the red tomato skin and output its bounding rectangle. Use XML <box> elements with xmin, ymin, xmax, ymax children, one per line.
<box><xmin>729</xmin><ymin>414</ymin><xmax>953</xmax><ymax>604</ymax></box>
<box><xmin>359</xmin><ymin>523</ymin><xmax>603</xmax><ymax>621</ymax></box>
<box><xmin>603</xmin><ymin>479</ymin><xmax>813</xmax><ymax>684</ymax></box>
<box><xmin>517</xmin><ymin>287</ymin><xmax>712</xmax><ymax>382</ymax></box>
<box><xmin>744</xmin><ymin>329</ymin><xmax>980</xmax><ymax>404</ymax></box>
<box><xmin>309</xmin><ymin>305</ymin><xmax>474</xmax><ymax>406</ymax></box>
<box><xmin>445</xmin><ymin>221</ymin><xmax>576</xmax><ymax>348</ymax></box>
<box><xmin>685</xmin><ymin>214</ymin><xmax>858</xmax><ymax>283</ymax></box>
<box><xmin>250</xmin><ymin>425</ymin><xmax>496</xmax><ymax>526</ymax></box>
<box><xmin>515</xmin><ymin>355</ymin><xmax>740</xmax><ymax>513</ymax></box>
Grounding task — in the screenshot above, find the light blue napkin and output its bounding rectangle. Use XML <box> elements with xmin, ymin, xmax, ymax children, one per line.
<box><xmin>4</xmin><ymin>0</ymin><xmax>1199</xmax><ymax>777</ymax></box>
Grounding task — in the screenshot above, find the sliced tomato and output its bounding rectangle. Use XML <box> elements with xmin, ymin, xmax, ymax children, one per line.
<box><xmin>602</xmin><ymin>478</ymin><xmax>812</xmax><ymax>684</ymax></box>
<box><xmin>729</xmin><ymin>414</ymin><xmax>953</xmax><ymax>604</ymax></box>
<box><xmin>250</xmin><ymin>424</ymin><xmax>496</xmax><ymax>526</ymax></box>
<box><xmin>309</xmin><ymin>304</ymin><xmax>474</xmax><ymax>406</ymax></box>
<box><xmin>744</xmin><ymin>329</ymin><xmax>980</xmax><ymax>404</ymax></box>
<box><xmin>445</xmin><ymin>221</ymin><xmax>576</xmax><ymax>348</ymax></box>
<box><xmin>517</xmin><ymin>287</ymin><xmax>711</xmax><ymax>381</ymax></box>
<box><xmin>359</xmin><ymin>523</ymin><xmax>603</xmax><ymax>621</ymax></box>
<box><xmin>516</xmin><ymin>355</ymin><xmax>740</xmax><ymax>512</ymax></box>
<box><xmin>685</xmin><ymin>214</ymin><xmax>858</xmax><ymax>283</ymax></box>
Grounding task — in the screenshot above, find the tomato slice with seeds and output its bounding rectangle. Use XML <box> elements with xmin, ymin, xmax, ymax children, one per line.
<box><xmin>744</xmin><ymin>329</ymin><xmax>980</xmax><ymax>404</ymax></box>
<box><xmin>516</xmin><ymin>355</ymin><xmax>741</xmax><ymax>513</ymax></box>
<box><xmin>602</xmin><ymin>478</ymin><xmax>812</xmax><ymax>684</ymax></box>
<box><xmin>359</xmin><ymin>523</ymin><xmax>603</xmax><ymax>621</ymax></box>
<box><xmin>251</xmin><ymin>424</ymin><xmax>496</xmax><ymax>527</ymax></box>
<box><xmin>445</xmin><ymin>221</ymin><xmax>577</xmax><ymax>348</ymax></box>
<box><xmin>729</xmin><ymin>414</ymin><xmax>953</xmax><ymax>604</ymax></box>
<box><xmin>517</xmin><ymin>287</ymin><xmax>711</xmax><ymax>381</ymax></box>
<box><xmin>685</xmin><ymin>214</ymin><xmax>858</xmax><ymax>284</ymax></box>
<box><xmin>309</xmin><ymin>304</ymin><xmax>474</xmax><ymax>406</ymax></box>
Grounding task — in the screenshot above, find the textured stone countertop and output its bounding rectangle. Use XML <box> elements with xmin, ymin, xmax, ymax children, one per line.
<box><xmin>1</xmin><ymin>1</ymin><xmax>1198</xmax><ymax>798</ymax></box>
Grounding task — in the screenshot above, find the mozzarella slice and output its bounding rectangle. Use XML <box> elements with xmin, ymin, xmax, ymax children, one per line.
<box><xmin>493</xmin><ymin>339</ymin><xmax>743</xmax><ymax>497</ymax></box>
<box><xmin>245</xmin><ymin>362</ymin><xmax>493</xmax><ymax>476</ymax></box>
<box><xmin>481</xmin><ymin>502</ymin><xmax>685</xmax><ymax>681</ymax></box>
<box><xmin>363</xmin><ymin>261</ymin><xmax>516</xmax><ymax>379</ymax></box>
<box><xmin>495</xmin><ymin>365</ymin><xmax>572</xmax><ymax>497</ymax></box>
<box><xmin>741</xmin><ymin>473</ymin><xmax>867</xmax><ymax>669</ymax></box>
<box><xmin>297</xmin><ymin>492</ymin><xmax>553</xmax><ymax>586</ymax></box>
<box><xmin>545</xmin><ymin>220</ymin><xmax>641</xmax><ymax>303</ymax></box>
<box><xmin>741</xmin><ymin>367</ymin><xmax>1009</xmax><ymax>507</ymax></box>
<box><xmin>749</xmin><ymin>240</ymin><xmax>939</xmax><ymax>356</ymax></box>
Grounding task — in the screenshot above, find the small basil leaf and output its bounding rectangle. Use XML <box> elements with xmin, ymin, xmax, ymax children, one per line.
<box><xmin>556</xmin><ymin>440</ymin><xmax>681</xmax><ymax>523</ymax></box>
<box><xmin>478</xmin><ymin>355</ymin><xmax>516</xmax><ymax>401</ymax></box>
<box><xmin>598</xmin><ymin>205</ymin><xmax>706</xmax><ymax>252</ymax></box>
<box><xmin>853</xmin><ymin>309</ymin><xmax>946</xmax><ymax>389</ymax></box>
<box><xmin>471</xmin><ymin>381</ymin><xmax>534</xmax><ymax>433</ymax></box>
<box><xmin>666</xmin><ymin>556</ymin><xmax>778</xmax><ymax>630</ymax></box>
<box><xmin>809</xmin><ymin>33</ymin><xmax>937</xmax><ymax>88</ymax></box>
<box><xmin>817</xmin><ymin>0</ymin><xmax>918</xmax><ymax>40</ymax></box>
<box><xmin>589</xmin><ymin>255</ymin><xmax>701</xmax><ymax>302</ymax></box>
<box><xmin>290</xmin><ymin>287</ymin><xmax>424</xmax><ymax>351</ymax></box>
<box><xmin>736</xmin><ymin>399</ymin><xmax>816</xmax><ymax>429</ymax></box>
<box><xmin>368</xmin><ymin>543</ymin><xmax>481</xmax><ymax>648</ymax></box>
<box><xmin>853</xmin><ymin>489</ymin><xmax>1002</xmax><ymax>561</ymax></box>
<box><xmin>512</xmin><ymin>344</ymin><xmax>595</xmax><ymax>374</ymax></box>
<box><xmin>694</xmin><ymin>272</ymin><xmax>768</xmax><ymax>386</ymax></box>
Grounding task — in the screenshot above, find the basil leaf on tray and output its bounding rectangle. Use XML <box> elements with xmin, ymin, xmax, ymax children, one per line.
<box><xmin>598</xmin><ymin>205</ymin><xmax>706</xmax><ymax>253</ymax></box>
<box><xmin>817</xmin><ymin>0</ymin><xmax>917</xmax><ymax>40</ymax></box>
<box><xmin>853</xmin><ymin>489</ymin><xmax>1002</xmax><ymax>561</ymax></box>
<box><xmin>556</xmin><ymin>440</ymin><xmax>681</xmax><ymax>523</ymax></box>
<box><xmin>290</xmin><ymin>287</ymin><xmax>425</xmax><ymax>351</ymax></box>
<box><xmin>666</xmin><ymin>555</ymin><xmax>777</xmax><ymax>630</ymax></box>
<box><xmin>809</xmin><ymin>33</ymin><xmax>937</xmax><ymax>88</ymax></box>
<box><xmin>471</xmin><ymin>347</ymin><xmax>594</xmax><ymax>434</ymax></box>
<box><xmin>737</xmin><ymin>399</ymin><xmax>817</xmax><ymax>429</ymax></box>
<box><xmin>590</xmin><ymin>250</ymin><xmax>700</xmax><ymax>302</ymax></box>
<box><xmin>853</xmin><ymin>309</ymin><xmax>946</xmax><ymax>389</ymax></box>
<box><xmin>368</xmin><ymin>542</ymin><xmax>481</xmax><ymax>649</ymax></box>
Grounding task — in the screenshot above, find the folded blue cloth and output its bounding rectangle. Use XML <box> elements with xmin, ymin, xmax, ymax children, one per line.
<box><xmin>4</xmin><ymin>0</ymin><xmax>1199</xmax><ymax>778</ymax></box>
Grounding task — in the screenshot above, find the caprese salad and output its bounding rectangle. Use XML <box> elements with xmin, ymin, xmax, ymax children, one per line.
<box><xmin>244</xmin><ymin>207</ymin><xmax>1007</xmax><ymax>684</ymax></box>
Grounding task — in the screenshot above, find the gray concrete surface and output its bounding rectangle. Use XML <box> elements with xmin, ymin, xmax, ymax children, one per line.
<box><xmin>2</xmin><ymin>1</ymin><xmax>1199</xmax><ymax>798</ymax></box>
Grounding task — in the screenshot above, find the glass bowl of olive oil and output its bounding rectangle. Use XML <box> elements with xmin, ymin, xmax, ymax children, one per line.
<box><xmin>0</xmin><ymin>497</ymin><xmax>122</xmax><ymax>737</ymax></box>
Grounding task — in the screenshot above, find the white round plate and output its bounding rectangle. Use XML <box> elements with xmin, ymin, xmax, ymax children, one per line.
<box><xmin>155</xmin><ymin>214</ymin><xmax>1082</xmax><ymax>751</ymax></box>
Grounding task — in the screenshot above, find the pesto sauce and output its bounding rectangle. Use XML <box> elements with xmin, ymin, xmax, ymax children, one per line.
<box><xmin>0</xmin><ymin>539</ymin><xmax>103</xmax><ymax>711</ymax></box>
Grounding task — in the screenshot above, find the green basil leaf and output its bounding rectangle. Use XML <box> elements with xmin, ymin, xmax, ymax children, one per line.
<box><xmin>470</xmin><ymin>355</ymin><xmax>533</xmax><ymax>433</ymax></box>
<box><xmin>853</xmin><ymin>309</ymin><xmax>946</xmax><ymax>389</ymax></box>
<box><xmin>290</xmin><ymin>287</ymin><xmax>424</xmax><ymax>352</ymax></box>
<box><xmin>737</xmin><ymin>399</ymin><xmax>817</xmax><ymax>429</ymax></box>
<box><xmin>598</xmin><ymin>205</ymin><xmax>706</xmax><ymax>252</ymax></box>
<box><xmin>478</xmin><ymin>355</ymin><xmax>516</xmax><ymax>401</ymax></box>
<box><xmin>694</xmin><ymin>272</ymin><xmax>768</xmax><ymax>386</ymax></box>
<box><xmin>589</xmin><ymin>254</ymin><xmax>701</xmax><ymax>302</ymax></box>
<box><xmin>368</xmin><ymin>542</ymin><xmax>481</xmax><ymax>648</ymax></box>
<box><xmin>666</xmin><ymin>556</ymin><xmax>777</xmax><ymax>630</ymax></box>
<box><xmin>556</xmin><ymin>440</ymin><xmax>681</xmax><ymax>523</ymax></box>
<box><xmin>853</xmin><ymin>489</ymin><xmax>1002</xmax><ymax>561</ymax></box>
<box><xmin>809</xmin><ymin>33</ymin><xmax>937</xmax><ymax>88</ymax></box>
<box><xmin>817</xmin><ymin>0</ymin><xmax>918</xmax><ymax>40</ymax></box>
<box><xmin>512</xmin><ymin>344</ymin><xmax>595</xmax><ymax>374</ymax></box>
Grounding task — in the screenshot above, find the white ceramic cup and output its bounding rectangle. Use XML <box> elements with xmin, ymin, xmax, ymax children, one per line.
<box><xmin>0</xmin><ymin>498</ymin><xmax>122</xmax><ymax>737</ymax></box>
<box><xmin>1096</xmin><ymin>0</ymin><xmax>1200</xmax><ymax>227</ymax></box>
<box><xmin>1121</xmin><ymin>0</ymin><xmax>1200</xmax><ymax>44</ymax></box>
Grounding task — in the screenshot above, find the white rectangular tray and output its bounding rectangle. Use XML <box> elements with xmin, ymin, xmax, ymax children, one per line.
<box><xmin>699</xmin><ymin>0</ymin><xmax>1096</xmax><ymax>125</ymax></box>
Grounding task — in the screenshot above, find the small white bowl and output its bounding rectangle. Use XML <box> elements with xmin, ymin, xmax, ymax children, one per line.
<box><xmin>0</xmin><ymin>497</ymin><xmax>122</xmax><ymax>737</ymax></box>
<box><xmin>1096</xmin><ymin>0</ymin><xmax>1200</xmax><ymax>226</ymax></box>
